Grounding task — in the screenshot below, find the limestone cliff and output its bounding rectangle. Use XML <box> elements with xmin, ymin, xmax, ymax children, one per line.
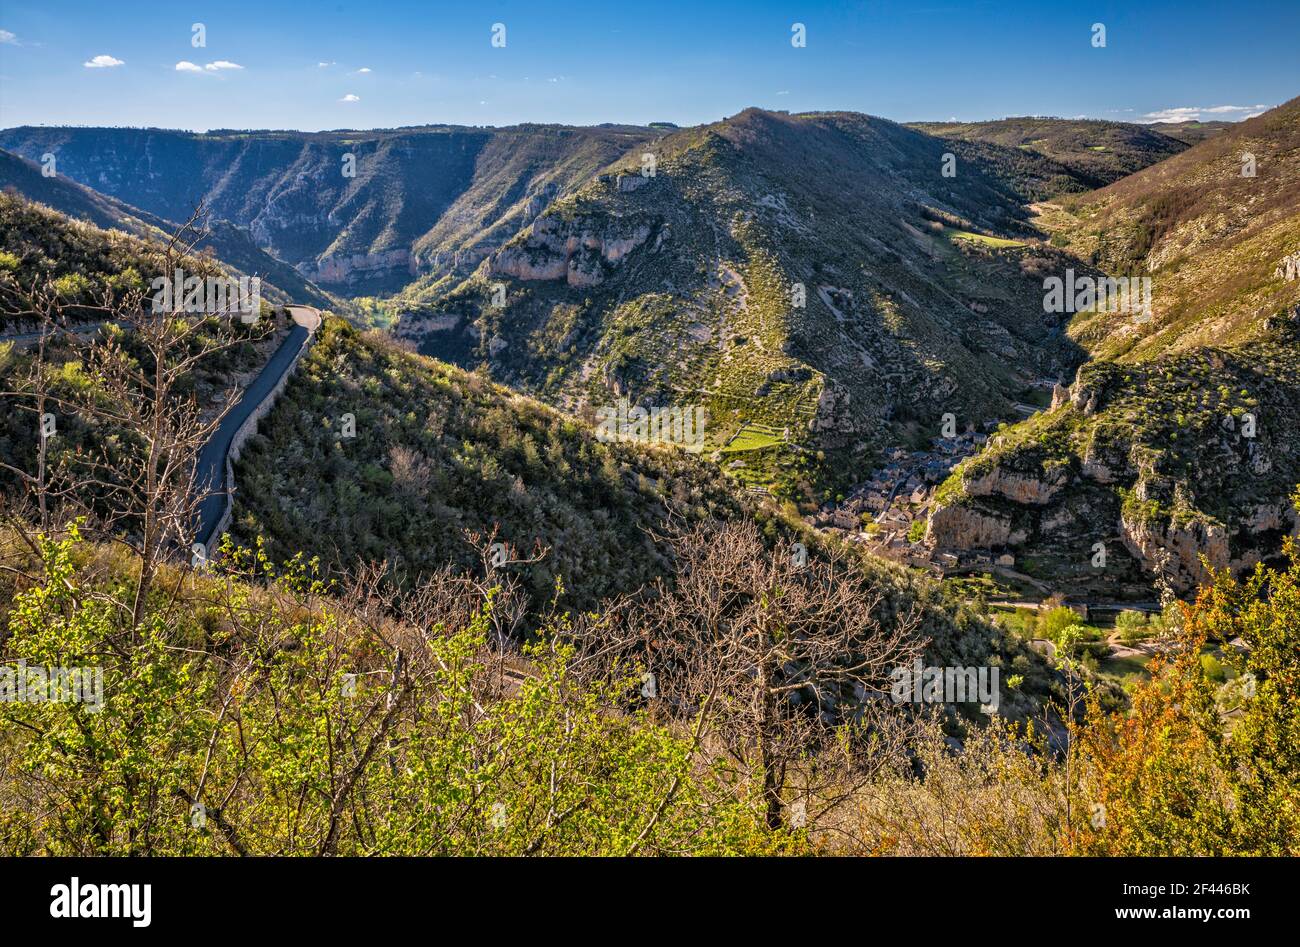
<box><xmin>487</xmin><ymin>214</ymin><xmax>653</xmax><ymax>289</ymax></box>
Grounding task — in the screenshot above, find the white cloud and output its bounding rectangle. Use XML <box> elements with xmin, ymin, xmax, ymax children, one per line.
<box><xmin>1141</xmin><ymin>107</ymin><xmax>1201</xmax><ymax>123</ymax></box>
<box><xmin>0</xmin><ymin>29</ymin><xmax>19</xmax><ymax>45</ymax></box>
<box><xmin>1140</xmin><ymin>104</ymin><xmax>1268</xmax><ymax>123</ymax></box>
<box><xmin>318</xmin><ymin>61</ymin><xmax>335</xmax><ymax>68</ymax></box>
<box><xmin>84</xmin><ymin>54</ymin><xmax>124</xmax><ymax>69</ymax></box>
<box><xmin>177</xmin><ymin>60</ymin><xmax>245</xmax><ymax>76</ymax></box>
<box><xmin>353</xmin><ymin>66</ymin><xmax>371</xmax><ymax>74</ymax></box>
<box><xmin>339</xmin><ymin>93</ymin><xmax>360</xmax><ymax>103</ymax></box>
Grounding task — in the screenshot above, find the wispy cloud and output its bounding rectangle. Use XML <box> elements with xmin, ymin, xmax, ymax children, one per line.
<box><xmin>352</xmin><ymin>66</ymin><xmax>372</xmax><ymax>75</ymax></box>
<box><xmin>84</xmin><ymin>54</ymin><xmax>124</xmax><ymax>69</ymax></box>
<box><xmin>176</xmin><ymin>59</ymin><xmax>245</xmax><ymax>76</ymax></box>
<box><xmin>1</xmin><ymin>29</ymin><xmax>20</xmax><ymax>45</ymax></box>
<box><xmin>318</xmin><ymin>61</ymin><xmax>335</xmax><ymax>68</ymax></box>
<box><xmin>1140</xmin><ymin>104</ymin><xmax>1267</xmax><ymax>123</ymax></box>
<box><xmin>339</xmin><ymin>93</ymin><xmax>360</xmax><ymax>103</ymax></box>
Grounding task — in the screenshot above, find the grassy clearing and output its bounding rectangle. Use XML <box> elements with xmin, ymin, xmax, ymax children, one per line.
<box><xmin>720</xmin><ymin>421</ymin><xmax>784</xmax><ymax>453</ymax></box>
<box><xmin>941</xmin><ymin>227</ymin><xmax>1028</xmax><ymax>249</ymax></box>
<box><xmin>1096</xmin><ymin>652</ymin><xmax>1153</xmax><ymax>689</ymax></box>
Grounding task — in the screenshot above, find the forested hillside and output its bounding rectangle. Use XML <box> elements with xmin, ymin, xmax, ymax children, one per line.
<box><xmin>925</xmin><ymin>98</ymin><xmax>1300</xmax><ymax>596</ymax></box>
<box><xmin>231</xmin><ymin>316</ymin><xmax>1077</xmax><ymax>728</ymax></box>
<box><xmin>0</xmin><ymin>150</ymin><xmax>335</xmax><ymax>309</ymax></box>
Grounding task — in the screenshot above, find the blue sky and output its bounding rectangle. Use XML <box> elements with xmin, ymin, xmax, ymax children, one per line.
<box><xmin>1</xmin><ymin>0</ymin><xmax>1296</xmax><ymax>131</ymax></box>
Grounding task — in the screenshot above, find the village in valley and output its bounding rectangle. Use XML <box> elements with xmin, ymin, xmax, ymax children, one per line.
<box><xmin>810</xmin><ymin>387</ymin><xmax>1054</xmax><ymax>580</ymax></box>
<box><xmin>812</xmin><ymin>425</ymin><xmax>1001</xmax><ymax>569</ymax></box>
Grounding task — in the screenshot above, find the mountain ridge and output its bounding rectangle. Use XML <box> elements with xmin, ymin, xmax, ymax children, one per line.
<box><xmin>0</xmin><ymin>123</ymin><xmax>657</xmax><ymax>294</ymax></box>
<box><xmin>398</xmin><ymin>106</ymin><xmax>1097</xmax><ymax>501</ymax></box>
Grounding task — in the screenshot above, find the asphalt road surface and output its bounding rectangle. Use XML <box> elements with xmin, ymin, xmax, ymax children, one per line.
<box><xmin>193</xmin><ymin>306</ymin><xmax>320</xmax><ymax>551</ymax></box>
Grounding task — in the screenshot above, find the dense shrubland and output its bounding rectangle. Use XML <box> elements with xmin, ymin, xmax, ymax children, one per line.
<box><xmin>0</xmin><ymin>192</ymin><xmax>223</xmax><ymax>326</ymax></box>
<box><xmin>1</xmin><ymin>505</ymin><xmax>1295</xmax><ymax>855</ymax></box>
<box><xmin>232</xmin><ymin>317</ymin><xmax>747</xmax><ymax>615</ymax></box>
<box><xmin>910</xmin><ymin>117</ymin><xmax>1190</xmax><ymax>194</ymax></box>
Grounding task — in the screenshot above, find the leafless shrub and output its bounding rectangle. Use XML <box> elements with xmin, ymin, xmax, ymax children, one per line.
<box><xmin>1</xmin><ymin>204</ymin><xmax>274</xmax><ymax>630</ymax></box>
<box><xmin>387</xmin><ymin>444</ymin><xmax>434</xmax><ymax>497</ymax></box>
<box><xmin>571</xmin><ymin>517</ymin><xmax>925</xmax><ymax>831</ymax></box>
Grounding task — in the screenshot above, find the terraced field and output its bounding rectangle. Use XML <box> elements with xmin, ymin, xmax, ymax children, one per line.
<box><xmin>720</xmin><ymin>422</ymin><xmax>785</xmax><ymax>453</ymax></box>
<box><xmin>942</xmin><ymin>227</ymin><xmax>1029</xmax><ymax>249</ymax></box>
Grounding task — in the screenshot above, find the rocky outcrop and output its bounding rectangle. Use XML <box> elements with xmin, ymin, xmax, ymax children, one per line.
<box><xmin>1245</xmin><ymin>501</ymin><xmax>1292</xmax><ymax>533</ymax></box>
<box><xmin>488</xmin><ymin>213</ymin><xmax>653</xmax><ymax>288</ymax></box>
<box><xmin>1120</xmin><ymin>496</ymin><xmax>1300</xmax><ymax>592</ymax></box>
<box><xmin>1080</xmin><ymin>434</ymin><xmax>1128</xmax><ymax>484</ymax></box>
<box><xmin>1119</xmin><ymin>511</ymin><xmax>1229</xmax><ymax>593</ymax></box>
<box><xmin>810</xmin><ymin>380</ymin><xmax>867</xmax><ymax>439</ymax></box>
<box><xmin>1275</xmin><ymin>250</ymin><xmax>1300</xmax><ymax>281</ymax></box>
<box><xmin>1070</xmin><ymin>378</ymin><xmax>1106</xmax><ymax>416</ymax></box>
<box><xmin>311</xmin><ymin>249</ymin><xmax>413</xmax><ymax>285</ymax></box>
<box><xmin>397</xmin><ymin>311</ymin><xmax>462</xmax><ymax>338</ymax></box>
<box><xmin>1080</xmin><ymin>454</ymin><xmax>1118</xmax><ymax>483</ymax></box>
<box><xmin>490</xmin><ymin>246</ymin><xmax>569</xmax><ymax>282</ymax></box>
<box><xmin>418</xmin><ymin>245</ymin><xmax>494</xmax><ymax>275</ymax></box>
<box><xmin>963</xmin><ymin>466</ymin><xmax>1066</xmax><ymax>505</ymax></box>
<box><xmin>926</xmin><ymin>503</ymin><xmax>1022</xmax><ymax>549</ymax></box>
<box><xmin>567</xmin><ymin>248</ymin><xmax>607</xmax><ymax>289</ymax></box>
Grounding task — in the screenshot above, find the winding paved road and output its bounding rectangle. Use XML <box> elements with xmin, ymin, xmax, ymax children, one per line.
<box><xmin>194</xmin><ymin>306</ymin><xmax>321</xmax><ymax>550</ymax></box>
<box><xmin>6</xmin><ymin>307</ymin><xmax>321</xmax><ymax>553</ymax></box>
